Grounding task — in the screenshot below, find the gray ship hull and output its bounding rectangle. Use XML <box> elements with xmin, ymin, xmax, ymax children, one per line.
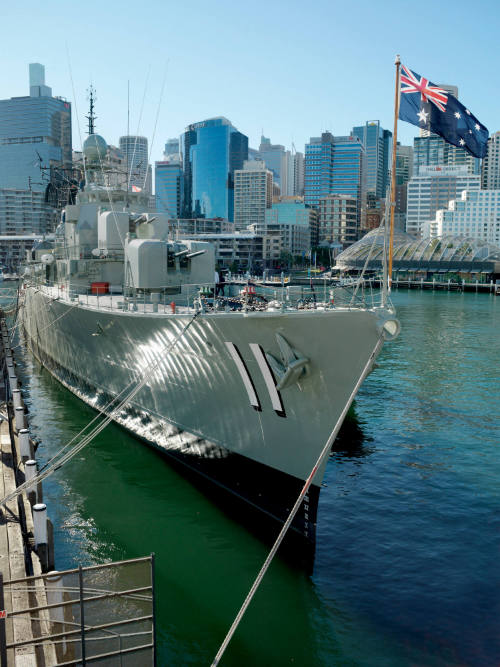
<box><xmin>22</xmin><ymin>286</ymin><xmax>390</xmax><ymax>549</ymax></box>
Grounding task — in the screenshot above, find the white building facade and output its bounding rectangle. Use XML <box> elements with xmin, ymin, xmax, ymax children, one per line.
<box><xmin>119</xmin><ymin>135</ymin><xmax>151</xmax><ymax>194</ymax></box>
<box><xmin>234</xmin><ymin>160</ymin><xmax>273</xmax><ymax>230</ymax></box>
<box><xmin>428</xmin><ymin>189</ymin><xmax>500</xmax><ymax>246</ymax></box>
<box><xmin>406</xmin><ymin>165</ymin><xmax>480</xmax><ymax>237</ymax></box>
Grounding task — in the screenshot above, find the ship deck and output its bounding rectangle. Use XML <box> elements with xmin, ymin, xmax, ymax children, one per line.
<box><xmin>26</xmin><ymin>282</ymin><xmax>384</xmax><ymax>316</ymax></box>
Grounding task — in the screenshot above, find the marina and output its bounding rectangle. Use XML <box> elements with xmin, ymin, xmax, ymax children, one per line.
<box><xmin>5</xmin><ymin>288</ymin><xmax>499</xmax><ymax>665</ymax></box>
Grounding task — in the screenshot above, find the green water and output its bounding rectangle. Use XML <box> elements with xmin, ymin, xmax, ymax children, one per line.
<box><xmin>13</xmin><ymin>288</ymin><xmax>500</xmax><ymax>666</ymax></box>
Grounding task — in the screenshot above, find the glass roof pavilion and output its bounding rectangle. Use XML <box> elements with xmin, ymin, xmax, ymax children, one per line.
<box><xmin>336</xmin><ymin>229</ymin><xmax>500</xmax><ymax>275</ymax></box>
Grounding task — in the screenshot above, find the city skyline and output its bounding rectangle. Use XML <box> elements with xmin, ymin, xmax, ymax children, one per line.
<box><xmin>2</xmin><ymin>0</ymin><xmax>498</xmax><ymax>164</ymax></box>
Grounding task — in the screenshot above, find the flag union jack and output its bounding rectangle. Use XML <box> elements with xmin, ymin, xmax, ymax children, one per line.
<box><xmin>400</xmin><ymin>65</ymin><xmax>448</xmax><ymax>112</ymax></box>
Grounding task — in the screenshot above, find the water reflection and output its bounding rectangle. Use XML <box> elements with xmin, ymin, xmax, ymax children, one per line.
<box><xmin>331</xmin><ymin>406</ymin><xmax>374</xmax><ymax>460</ymax></box>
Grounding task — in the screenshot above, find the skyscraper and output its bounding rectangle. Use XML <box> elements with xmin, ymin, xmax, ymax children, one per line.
<box><xmin>181</xmin><ymin>117</ymin><xmax>248</xmax><ymax>221</ymax></box>
<box><xmin>155</xmin><ymin>160</ymin><xmax>183</xmax><ymax>218</ymax></box>
<box><xmin>119</xmin><ymin>135</ymin><xmax>151</xmax><ymax>194</ymax></box>
<box><xmin>351</xmin><ymin>121</ymin><xmax>392</xmax><ymax>197</ymax></box>
<box><xmin>0</xmin><ymin>63</ymin><xmax>71</xmax><ymax>236</ymax></box>
<box><xmin>258</xmin><ymin>136</ymin><xmax>292</xmax><ymax>195</ymax></box>
<box><xmin>413</xmin><ymin>134</ymin><xmax>480</xmax><ymax>175</ymax></box>
<box><xmin>304</xmin><ymin>132</ymin><xmax>364</xmax><ymax>237</ymax></box>
<box><xmin>293</xmin><ymin>152</ymin><xmax>304</xmax><ymax>196</ymax></box>
<box><xmin>234</xmin><ymin>160</ymin><xmax>273</xmax><ymax>230</ymax></box>
<box><xmin>481</xmin><ymin>131</ymin><xmax>500</xmax><ymax>189</ymax></box>
<box><xmin>396</xmin><ymin>144</ymin><xmax>413</xmax><ymax>185</ymax></box>
<box><xmin>164</xmin><ymin>138</ymin><xmax>180</xmax><ymax>160</ymax></box>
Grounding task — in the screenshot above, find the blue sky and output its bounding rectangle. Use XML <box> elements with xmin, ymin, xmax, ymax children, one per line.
<box><xmin>2</xmin><ymin>0</ymin><xmax>498</xmax><ymax>162</ymax></box>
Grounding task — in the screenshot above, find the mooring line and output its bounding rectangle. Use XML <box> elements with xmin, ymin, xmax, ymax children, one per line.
<box><xmin>211</xmin><ymin>336</ymin><xmax>384</xmax><ymax>667</ymax></box>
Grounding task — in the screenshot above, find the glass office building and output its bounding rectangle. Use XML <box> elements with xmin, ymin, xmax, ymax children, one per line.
<box><xmin>0</xmin><ymin>63</ymin><xmax>71</xmax><ymax>237</ymax></box>
<box><xmin>413</xmin><ymin>134</ymin><xmax>479</xmax><ymax>175</ymax></box>
<box><xmin>155</xmin><ymin>161</ymin><xmax>183</xmax><ymax>218</ymax></box>
<box><xmin>351</xmin><ymin>121</ymin><xmax>392</xmax><ymax>197</ymax></box>
<box><xmin>182</xmin><ymin>117</ymin><xmax>248</xmax><ymax>221</ymax></box>
<box><xmin>305</xmin><ymin>133</ymin><xmax>364</xmax><ymax>209</ymax></box>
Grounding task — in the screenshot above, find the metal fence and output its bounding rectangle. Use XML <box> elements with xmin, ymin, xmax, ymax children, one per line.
<box><xmin>1</xmin><ymin>555</ymin><xmax>155</xmax><ymax>666</ymax></box>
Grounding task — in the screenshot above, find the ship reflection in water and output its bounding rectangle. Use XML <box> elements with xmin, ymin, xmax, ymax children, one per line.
<box><xmin>331</xmin><ymin>406</ymin><xmax>373</xmax><ymax>461</ymax></box>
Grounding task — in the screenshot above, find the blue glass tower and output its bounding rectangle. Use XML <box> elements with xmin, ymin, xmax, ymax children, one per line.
<box><xmin>305</xmin><ymin>133</ymin><xmax>364</xmax><ymax>208</ymax></box>
<box><xmin>182</xmin><ymin>117</ymin><xmax>248</xmax><ymax>221</ymax></box>
<box><xmin>351</xmin><ymin>121</ymin><xmax>392</xmax><ymax>197</ymax></box>
<box><xmin>155</xmin><ymin>161</ymin><xmax>183</xmax><ymax>217</ymax></box>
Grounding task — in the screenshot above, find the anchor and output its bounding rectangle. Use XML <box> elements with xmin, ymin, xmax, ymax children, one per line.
<box><xmin>265</xmin><ymin>333</ymin><xmax>309</xmax><ymax>391</ymax></box>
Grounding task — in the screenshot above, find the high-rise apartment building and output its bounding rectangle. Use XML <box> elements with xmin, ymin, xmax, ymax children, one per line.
<box><xmin>234</xmin><ymin>160</ymin><xmax>273</xmax><ymax>230</ymax></box>
<box><xmin>293</xmin><ymin>152</ymin><xmax>305</xmax><ymax>196</ymax></box>
<box><xmin>481</xmin><ymin>132</ymin><xmax>500</xmax><ymax>189</ymax></box>
<box><xmin>406</xmin><ymin>165</ymin><xmax>480</xmax><ymax>237</ymax></box>
<box><xmin>182</xmin><ymin>117</ymin><xmax>248</xmax><ymax>221</ymax></box>
<box><xmin>119</xmin><ymin>135</ymin><xmax>151</xmax><ymax>194</ymax></box>
<box><xmin>318</xmin><ymin>194</ymin><xmax>358</xmax><ymax>247</ymax></box>
<box><xmin>351</xmin><ymin>121</ymin><xmax>392</xmax><ymax>197</ymax></box>
<box><xmin>304</xmin><ymin>133</ymin><xmax>364</xmax><ymax>235</ymax></box>
<box><xmin>0</xmin><ymin>63</ymin><xmax>71</xmax><ymax>237</ymax></box>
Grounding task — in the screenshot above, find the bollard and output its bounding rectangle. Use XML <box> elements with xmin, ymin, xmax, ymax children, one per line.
<box><xmin>15</xmin><ymin>406</ymin><xmax>25</xmax><ymax>431</ymax></box>
<box><xmin>12</xmin><ymin>389</ymin><xmax>22</xmax><ymax>410</ymax></box>
<box><xmin>33</xmin><ymin>503</ymin><xmax>49</xmax><ymax>571</ymax></box>
<box><xmin>33</xmin><ymin>503</ymin><xmax>48</xmax><ymax>547</ymax></box>
<box><xmin>9</xmin><ymin>374</ymin><xmax>18</xmax><ymax>391</ymax></box>
<box><xmin>46</xmin><ymin>572</ymin><xmax>66</xmax><ymax>654</ymax></box>
<box><xmin>25</xmin><ymin>459</ymin><xmax>37</xmax><ymax>497</ymax></box>
<box><xmin>19</xmin><ymin>429</ymin><xmax>30</xmax><ymax>459</ymax></box>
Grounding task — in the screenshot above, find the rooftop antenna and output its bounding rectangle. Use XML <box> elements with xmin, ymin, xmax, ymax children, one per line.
<box><xmin>86</xmin><ymin>85</ymin><xmax>96</xmax><ymax>135</ymax></box>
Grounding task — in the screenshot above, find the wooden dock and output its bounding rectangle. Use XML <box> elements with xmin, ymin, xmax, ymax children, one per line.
<box><xmin>0</xmin><ymin>314</ymin><xmax>57</xmax><ymax>666</ymax></box>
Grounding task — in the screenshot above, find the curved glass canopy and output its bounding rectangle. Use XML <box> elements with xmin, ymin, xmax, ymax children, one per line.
<box><xmin>337</xmin><ymin>228</ymin><xmax>500</xmax><ymax>268</ymax></box>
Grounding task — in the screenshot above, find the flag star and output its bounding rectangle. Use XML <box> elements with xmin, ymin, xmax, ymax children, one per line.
<box><xmin>465</xmin><ymin>109</ymin><xmax>471</xmax><ymax>115</ymax></box>
<box><xmin>469</xmin><ymin>129</ymin><xmax>473</xmax><ymax>134</ymax></box>
<box><xmin>459</xmin><ymin>139</ymin><xmax>465</xmax><ymax>145</ymax></box>
<box><xmin>475</xmin><ymin>123</ymin><xmax>480</xmax><ymax>130</ymax></box>
<box><xmin>417</xmin><ymin>108</ymin><xmax>429</xmax><ymax>124</ymax></box>
<box><xmin>454</xmin><ymin>112</ymin><xmax>461</xmax><ymax>119</ymax></box>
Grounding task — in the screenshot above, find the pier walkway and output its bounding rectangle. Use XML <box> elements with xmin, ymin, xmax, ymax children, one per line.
<box><xmin>0</xmin><ymin>309</ymin><xmax>156</xmax><ymax>665</ymax></box>
<box><xmin>0</xmin><ymin>312</ymin><xmax>57</xmax><ymax>666</ymax></box>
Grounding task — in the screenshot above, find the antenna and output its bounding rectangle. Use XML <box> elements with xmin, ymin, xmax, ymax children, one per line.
<box><xmin>127</xmin><ymin>80</ymin><xmax>130</xmax><ymax>195</ymax></box>
<box><xmin>86</xmin><ymin>85</ymin><xmax>97</xmax><ymax>135</ymax></box>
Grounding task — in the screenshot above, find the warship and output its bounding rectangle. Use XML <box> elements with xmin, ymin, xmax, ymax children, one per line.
<box><xmin>20</xmin><ymin>131</ymin><xmax>399</xmax><ymax>553</ymax></box>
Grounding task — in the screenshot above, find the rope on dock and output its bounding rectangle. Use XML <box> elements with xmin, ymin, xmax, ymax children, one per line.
<box><xmin>0</xmin><ymin>311</ymin><xmax>201</xmax><ymax>509</ymax></box>
<box><xmin>210</xmin><ymin>336</ymin><xmax>385</xmax><ymax>667</ymax></box>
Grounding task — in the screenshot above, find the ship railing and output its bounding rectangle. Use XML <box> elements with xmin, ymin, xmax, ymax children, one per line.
<box><xmin>52</xmin><ymin>245</ymin><xmax>126</xmax><ymax>261</ymax></box>
<box><xmin>27</xmin><ymin>277</ymin><xmax>385</xmax><ymax>313</ymax></box>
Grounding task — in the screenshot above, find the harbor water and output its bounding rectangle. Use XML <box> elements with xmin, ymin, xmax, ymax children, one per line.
<box><xmin>12</xmin><ymin>288</ymin><xmax>500</xmax><ymax>666</ymax></box>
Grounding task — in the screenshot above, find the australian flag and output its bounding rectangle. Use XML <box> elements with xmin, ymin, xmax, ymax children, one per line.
<box><xmin>399</xmin><ymin>65</ymin><xmax>489</xmax><ymax>158</ymax></box>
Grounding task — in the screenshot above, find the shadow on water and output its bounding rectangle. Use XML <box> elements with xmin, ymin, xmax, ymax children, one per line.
<box><xmin>331</xmin><ymin>405</ymin><xmax>374</xmax><ymax>460</ymax></box>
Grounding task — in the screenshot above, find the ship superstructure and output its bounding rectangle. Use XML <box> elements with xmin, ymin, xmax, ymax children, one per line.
<box><xmin>21</xmin><ymin>132</ymin><xmax>399</xmax><ymax>553</ymax></box>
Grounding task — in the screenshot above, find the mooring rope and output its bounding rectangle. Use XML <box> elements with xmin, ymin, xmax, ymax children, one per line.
<box><xmin>211</xmin><ymin>336</ymin><xmax>384</xmax><ymax>667</ymax></box>
<box><xmin>0</xmin><ymin>310</ymin><xmax>200</xmax><ymax>508</ymax></box>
